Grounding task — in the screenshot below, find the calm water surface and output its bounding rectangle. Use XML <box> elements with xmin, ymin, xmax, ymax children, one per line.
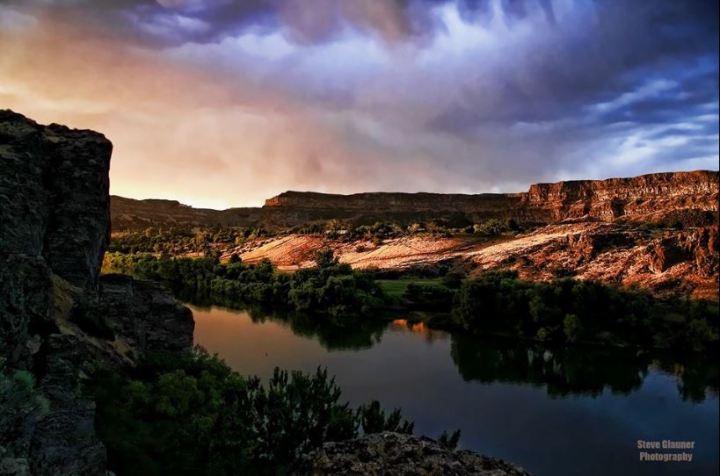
<box><xmin>190</xmin><ymin>304</ymin><xmax>719</xmax><ymax>476</ymax></box>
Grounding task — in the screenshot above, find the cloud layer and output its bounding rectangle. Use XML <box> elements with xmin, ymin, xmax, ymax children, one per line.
<box><xmin>1</xmin><ymin>0</ymin><xmax>717</xmax><ymax>207</ymax></box>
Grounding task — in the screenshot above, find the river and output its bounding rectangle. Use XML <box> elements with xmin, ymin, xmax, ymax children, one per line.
<box><xmin>190</xmin><ymin>304</ymin><xmax>719</xmax><ymax>476</ymax></box>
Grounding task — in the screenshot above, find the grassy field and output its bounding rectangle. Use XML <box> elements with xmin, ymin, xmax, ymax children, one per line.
<box><xmin>376</xmin><ymin>278</ymin><xmax>445</xmax><ymax>298</ymax></box>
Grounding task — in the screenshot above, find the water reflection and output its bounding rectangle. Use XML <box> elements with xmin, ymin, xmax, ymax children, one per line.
<box><xmin>452</xmin><ymin>336</ymin><xmax>647</xmax><ymax>397</ymax></box>
<box><xmin>389</xmin><ymin>319</ymin><xmax>449</xmax><ymax>344</ymax></box>
<box><xmin>191</xmin><ymin>303</ymin><xmax>719</xmax><ymax>476</ymax></box>
<box><xmin>189</xmin><ymin>299</ymin><xmax>718</xmax><ymax>402</ymax></box>
<box><xmin>251</xmin><ymin>311</ymin><xmax>388</xmax><ymax>351</ymax></box>
<box><xmin>450</xmin><ymin>336</ymin><xmax>718</xmax><ymax>402</ymax></box>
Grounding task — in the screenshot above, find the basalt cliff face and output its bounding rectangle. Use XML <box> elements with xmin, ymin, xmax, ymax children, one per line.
<box><xmin>523</xmin><ymin>171</ymin><xmax>718</xmax><ymax>223</ymax></box>
<box><xmin>265</xmin><ymin>171</ymin><xmax>718</xmax><ymax>225</ymax></box>
<box><xmin>112</xmin><ymin>170</ymin><xmax>718</xmax><ymax>232</ymax></box>
<box><xmin>0</xmin><ymin>110</ymin><xmax>193</xmax><ymax>475</ymax></box>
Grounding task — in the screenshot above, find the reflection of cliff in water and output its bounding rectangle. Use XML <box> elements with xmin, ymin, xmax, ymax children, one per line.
<box><xmin>450</xmin><ymin>335</ymin><xmax>719</xmax><ymax>402</ymax></box>
<box><xmin>183</xmin><ymin>289</ymin><xmax>717</xmax><ymax>401</ymax></box>
<box><xmin>388</xmin><ymin>319</ymin><xmax>450</xmax><ymax>344</ymax></box>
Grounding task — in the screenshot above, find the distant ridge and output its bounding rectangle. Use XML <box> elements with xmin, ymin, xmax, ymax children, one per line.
<box><xmin>112</xmin><ymin>170</ymin><xmax>719</xmax><ymax>231</ymax></box>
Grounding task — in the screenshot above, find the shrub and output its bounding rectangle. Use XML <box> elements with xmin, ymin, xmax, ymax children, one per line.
<box><xmin>357</xmin><ymin>400</ymin><xmax>414</xmax><ymax>435</ymax></box>
<box><xmin>438</xmin><ymin>429</ymin><xmax>461</xmax><ymax>449</ymax></box>
<box><xmin>404</xmin><ymin>283</ymin><xmax>455</xmax><ymax>311</ymax></box>
<box><xmin>87</xmin><ymin>351</ymin><xmax>420</xmax><ymax>475</ymax></box>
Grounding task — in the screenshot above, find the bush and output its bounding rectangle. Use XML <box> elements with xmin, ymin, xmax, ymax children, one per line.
<box><xmin>404</xmin><ymin>283</ymin><xmax>455</xmax><ymax>311</ymax></box>
<box><xmin>357</xmin><ymin>400</ymin><xmax>414</xmax><ymax>435</ymax></box>
<box><xmin>473</xmin><ymin>219</ymin><xmax>509</xmax><ymax>237</ymax></box>
<box><xmin>87</xmin><ymin>350</ymin><xmax>420</xmax><ymax>475</ymax></box>
<box><xmin>438</xmin><ymin>429</ymin><xmax>461</xmax><ymax>449</ymax></box>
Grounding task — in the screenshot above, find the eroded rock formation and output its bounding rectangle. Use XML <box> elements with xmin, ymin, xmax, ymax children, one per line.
<box><xmin>264</xmin><ymin>171</ymin><xmax>718</xmax><ymax>225</ymax></box>
<box><xmin>112</xmin><ymin>171</ymin><xmax>718</xmax><ymax>232</ymax></box>
<box><xmin>0</xmin><ymin>110</ymin><xmax>194</xmax><ymax>475</ymax></box>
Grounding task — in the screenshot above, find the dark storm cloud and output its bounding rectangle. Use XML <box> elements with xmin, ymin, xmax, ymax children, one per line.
<box><xmin>1</xmin><ymin>0</ymin><xmax>717</xmax><ymax>204</ymax></box>
<box><xmin>422</xmin><ymin>1</ymin><xmax>718</xmax><ymax>179</ymax></box>
<box><xmin>0</xmin><ymin>0</ymin><xmax>581</xmax><ymax>46</ymax></box>
<box><xmin>430</xmin><ymin>1</ymin><xmax>717</xmax><ymax>126</ymax></box>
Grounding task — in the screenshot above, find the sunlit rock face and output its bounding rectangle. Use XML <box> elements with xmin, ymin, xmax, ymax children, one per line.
<box><xmin>111</xmin><ymin>170</ymin><xmax>719</xmax><ymax>232</ymax></box>
<box><xmin>265</xmin><ymin>171</ymin><xmax>719</xmax><ymax>225</ymax></box>
<box><xmin>524</xmin><ymin>171</ymin><xmax>719</xmax><ymax>223</ymax></box>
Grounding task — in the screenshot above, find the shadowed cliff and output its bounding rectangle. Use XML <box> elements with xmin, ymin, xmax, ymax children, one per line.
<box><xmin>1</xmin><ymin>110</ymin><xmax>193</xmax><ymax>475</ymax></box>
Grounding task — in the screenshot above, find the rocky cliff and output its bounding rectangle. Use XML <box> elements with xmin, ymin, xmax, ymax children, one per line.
<box><xmin>265</xmin><ymin>171</ymin><xmax>718</xmax><ymax>225</ymax></box>
<box><xmin>0</xmin><ymin>110</ymin><xmax>193</xmax><ymax>475</ymax></box>
<box><xmin>524</xmin><ymin>171</ymin><xmax>718</xmax><ymax>223</ymax></box>
<box><xmin>111</xmin><ymin>170</ymin><xmax>718</xmax><ymax>232</ymax></box>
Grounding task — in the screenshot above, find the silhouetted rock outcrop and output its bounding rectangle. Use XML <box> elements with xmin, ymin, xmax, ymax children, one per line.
<box><xmin>0</xmin><ymin>110</ymin><xmax>194</xmax><ymax>475</ymax></box>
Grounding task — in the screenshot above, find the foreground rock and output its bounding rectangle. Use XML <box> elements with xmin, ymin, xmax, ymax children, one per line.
<box><xmin>297</xmin><ymin>432</ymin><xmax>530</xmax><ymax>476</ymax></box>
<box><xmin>0</xmin><ymin>110</ymin><xmax>194</xmax><ymax>475</ymax></box>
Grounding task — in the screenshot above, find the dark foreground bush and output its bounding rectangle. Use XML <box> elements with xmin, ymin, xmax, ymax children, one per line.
<box><xmin>87</xmin><ymin>349</ymin><xmax>421</xmax><ymax>476</ymax></box>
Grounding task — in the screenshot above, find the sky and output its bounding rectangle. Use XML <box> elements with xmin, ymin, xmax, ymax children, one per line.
<box><xmin>0</xmin><ymin>0</ymin><xmax>718</xmax><ymax>208</ymax></box>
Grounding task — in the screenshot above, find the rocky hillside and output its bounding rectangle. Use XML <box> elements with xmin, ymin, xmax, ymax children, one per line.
<box><xmin>219</xmin><ymin>172</ymin><xmax>718</xmax><ymax>300</ymax></box>
<box><xmin>0</xmin><ymin>110</ymin><xmax>193</xmax><ymax>474</ymax></box>
<box><xmin>112</xmin><ymin>170</ymin><xmax>718</xmax><ymax>231</ymax></box>
<box><xmin>231</xmin><ymin>221</ymin><xmax>718</xmax><ymax>300</ymax></box>
<box><xmin>111</xmin><ymin>195</ymin><xmax>264</xmax><ymax>231</ymax></box>
<box><xmin>111</xmin><ymin>170</ymin><xmax>718</xmax><ymax>300</ymax></box>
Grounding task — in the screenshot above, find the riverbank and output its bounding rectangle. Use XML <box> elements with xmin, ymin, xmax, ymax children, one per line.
<box><xmin>103</xmin><ymin>251</ymin><xmax>719</xmax><ymax>352</ymax></box>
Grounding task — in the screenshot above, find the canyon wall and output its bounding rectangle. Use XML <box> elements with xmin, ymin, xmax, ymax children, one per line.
<box><xmin>523</xmin><ymin>171</ymin><xmax>718</xmax><ymax>222</ymax></box>
<box><xmin>112</xmin><ymin>171</ymin><xmax>718</xmax><ymax>232</ymax></box>
<box><xmin>0</xmin><ymin>110</ymin><xmax>193</xmax><ymax>475</ymax></box>
<box><xmin>264</xmin><ymin>171</ymin><xmax>718</xmax><ymax>225</ymax></box>
<box><xmin>264</xmin><ymin>191</ymin><xmax>525</xmax><ymax>213</ymax></box>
